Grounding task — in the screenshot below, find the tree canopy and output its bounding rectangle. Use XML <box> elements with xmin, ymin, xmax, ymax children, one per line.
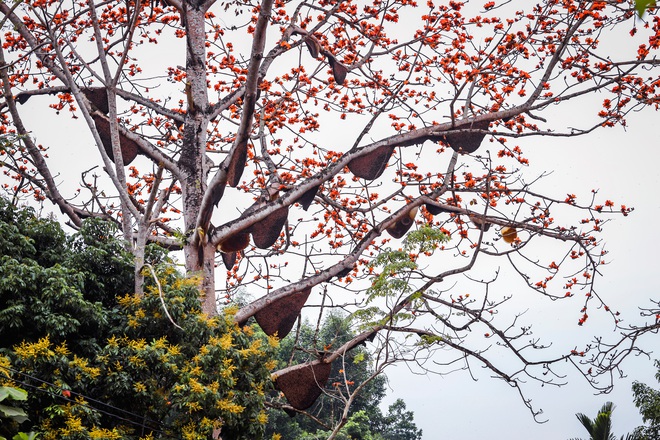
<box><xmin>629</xmin><ymin>360</ymin><xmax>660</xmax><ymax>440</ymax></box>
<box><xmin>571</xmin><ymin>402</ymin><xmax>618</xmax><ymax>440</ymax></box>
<box><xmin>265</xmin><ymin>313</ymin><xmax>422</xmax><ymax>439</ymax></box>
<box><xmin>0</xmin><ymin>198</ymin><xmax>275</xmax><ymax>439</ymax></box>
<box><xmin>1</xmin><ymin>0</ymin><xmax>660</xmax><ymax>431</ymax></box>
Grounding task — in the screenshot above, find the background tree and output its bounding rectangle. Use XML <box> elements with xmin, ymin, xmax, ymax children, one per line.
<box><xmin>375</xmin><ymin>399</ymin><xmax>423</xmax><ymax>440</ymax></box>
<box><xmin>0</xmin><ymin>385</ymin><xmax>36</xmax><ymax>440</ymax></box>
<box><xmin>571</xmin><ymin>402</ymin><xmax>618</xmax><ymax>440</ymax></box>
<box><xmin>2</xmin><ymin>0</ymin><xmax>660</xmax><ymax>428</ymax></box>
<box><xmin>266</xmin><ymin>313</ymin><xmax>422</xmax><ymax>439</ymax></box>
<box><xmin>628</xmin><ymin>360</ymin><xmax>660</xmax><ymax>440</ymax></box>
<box><xmin>0</xmin><ymin>198</ymin><xmax>275</xmax><ymax>439</ymax></box>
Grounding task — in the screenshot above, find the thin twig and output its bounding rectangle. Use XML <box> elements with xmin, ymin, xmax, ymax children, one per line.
<box><xmin>145</xmin><ymin>264</ymin><xmax>183</xmax><ymax>331</ymax></box>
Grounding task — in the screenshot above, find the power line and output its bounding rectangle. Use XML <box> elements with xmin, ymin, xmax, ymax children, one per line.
<box><xmin>0</xmin><ymin>364</ymin><xmax>177</xmax><ymax>438</ymax></box>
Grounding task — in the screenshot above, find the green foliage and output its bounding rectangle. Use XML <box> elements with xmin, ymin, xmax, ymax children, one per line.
<box><xmin>0</xmin><ymin>386</ymin><xmax>28</xmax><ymax>424</ymax></box>
<box><xmin>368</xmin><ymin>226</ymin><xmax>449</xmax><ymax>298</ymax></box>
<box><xmin>367</xmin><ymin>226</ymin><xmax>448</xmax><ymax>303</ymax></box>
<box><xmin>635</xmin><ymin>0</ymin><xmax>655</xmax><ymax>17</ymax></box>
<box><xmin>0</xmin><ymin>208</ymin><xmax>108</xmax><ymax>356</ymax></box>
<box><xmin>11</xmin><ymin>433</ymin><xmax>38</xmax><ymax>440</ymax></box>
<box><xmin>367</xmin><ymin>249</ymin><xmax>417</xmax><ymax>301</ymax></box>
<box><xmin>629</xmin><ymin>360</ymin><xmax>660</xmax><ymax>440</ymax></box>
<box><xmin>281</xmin><ymin>401</ymin><xmax>422</xmax><ymax>440</ymax></box>
<box><xmin>65</xmin><ymin>218</ymin><xmax>135</xmax><ymax>308</ymax></box>
<box><xmin>571</xmin><ymin>402</ymin><xmax>618</xmax><ymax>440</ymax></box>
<box><xmin>403</xmin><ymin>226</ymin><xmax>450</xmax><ymax>254</ymax></box>
<box><xmin>0</xmin><ymin>384</ymin><xmax>38</xmax><ymax>440</ymax></box>
<box><xmin>358</xmin><ymin>226</ymin><xmax>449</xmax><ymax>328</ymax></box>
<box><xmin>0</xmin><ymin>199</ymin><xmax>276</xmax><ymax>439</ymax></box>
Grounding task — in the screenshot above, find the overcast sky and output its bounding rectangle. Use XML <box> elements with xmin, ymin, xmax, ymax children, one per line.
<box><xmin>380</xmin><ymin>107</ymin><xmax>660</xmax><ymax>439</ymax></box>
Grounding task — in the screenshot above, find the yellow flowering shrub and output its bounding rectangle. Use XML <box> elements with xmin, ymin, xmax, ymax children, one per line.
<box><xmin>1</xmin><ymin>210</ymin><xmax>276</xmax><ymax>439</ymax></box>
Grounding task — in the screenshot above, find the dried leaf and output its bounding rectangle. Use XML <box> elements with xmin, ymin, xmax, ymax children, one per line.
<box><xmin>254</xmin><ymin>287</ymin><xmax>312</xmax><ymax>337</ymax></box>
<box><xmin>347</xmin><ymin>145</ymin><xmax>394</xmax><ymax>180</ymax></box>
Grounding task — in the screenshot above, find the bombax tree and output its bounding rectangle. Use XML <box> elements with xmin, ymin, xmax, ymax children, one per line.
<box><xmin>1</xmin><ymin>0</ymin><xmax>659</xmax><ymax>427</ymax></box>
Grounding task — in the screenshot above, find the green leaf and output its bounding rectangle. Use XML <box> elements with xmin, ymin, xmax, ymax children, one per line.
<box><xmin>0</xmin><ymin>386</ymin><xmax>28</xmax><ymax>402</ymax></box>
<box><xmin>0</xmin><ymin>403</ymin><xmax>29</xmax><ymax>423</ymax></box>
<box><xmin>13</xmin><ymin>433</ymin><xmax>39</xmax><ymax>440</ymax></box>
<box><xmin>635</xmin><ymin>0</ymin><xmax>655</xmax><ymax>17</ymax></box>
<box><xmin>417</xmin><ymin>334</ymin><xmax>444</xmax><ymax>346</ymax></box>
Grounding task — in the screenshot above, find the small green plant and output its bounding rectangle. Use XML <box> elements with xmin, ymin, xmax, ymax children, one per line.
<box><xmin>0</xmin><ymin>385</ymin><xmax>38</xmax><ymax>440</ymax></box>
<box><xmin>353</xmin><ymin>226</ymin><xmax>449</xmax><ymax>328</ymax></box>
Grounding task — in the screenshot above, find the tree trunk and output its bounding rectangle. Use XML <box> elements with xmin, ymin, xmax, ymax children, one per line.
<box><xmin>180</xmin><ymin>1</ymin><xmax>216</xmax><ymax>314</ymax></box>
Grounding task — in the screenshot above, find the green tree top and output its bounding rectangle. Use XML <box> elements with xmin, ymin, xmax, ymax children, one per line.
<box><xmin>0</xmin><ymin>198</ymin><xmax>276</xmax><ymax>439</ymax></box>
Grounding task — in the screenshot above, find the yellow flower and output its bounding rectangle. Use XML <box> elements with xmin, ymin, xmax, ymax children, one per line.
<box><xmin>0</xmin><ymin>355</ymin><xmax>11</xmax><ymax>378</ymax></box>
<box><xmin>128</xmin><ymin>355</ymin><xmax>146</xmax><ymax>369</ymax></box>
<box><xmin>128</xmin><ymin>339</ymin><xmax>147</xmax><ymax>350</ymax></box>
<box><xmin>216</xmin><ymin>398</ymin><xmax>244</xmax><ymax>414</ymax></box>
<box><xmin>55</xmin><ymin>342</ymin><xmax>70</xmax><ymax>356</ymax></box>
<box><xmin>65</xmin><ymin>415</ymin><xmax>84</xmax><ymax>433</ymax></box>
<box><xmin>267</xmin><ymin>334</ymin><xmax>280</xmax><ymax>349</ymax></box>
<box><xmin>186</xmin><ymin>400</ymin><xmax>202</xmax><ymax>413</ymax></box>
<box><xmin>70</xmin><ymin>356</ymin><xmax>100</xmax><ymax>379</ymax></box>
<box><xmin>90</xmin><ymin>427</ymin><xmax>122</xmax><ymax>439</ymax></box>
<box><xmin>134</xmin><ymin>382</ymin><xmax>146</xmax><ymax>393</ymax></box>
<box><xmin>210</xmin><ymin>333</ymin><xmax>233</xmax><ymax>350</ymax></box>
<box><xmin>152</xmin><ymin>337</ymin><xmax>168</xmax><ymax>350</ymax></box>
<box><xmin>168</xmin><ymin>345</ymin><xmax>181</xmax><ymax>356</ymax></box>
<box><xmin>117</xmin><ymin>294</ymin><xmax>141</xmax><ymax>308</ymax></box>
<box><xmin>14</xmin><ymin>336</ymin><xmax>54</xmax><ymax>360</ymax></box>
<box><xmin>188</xmin><ymin>378</ymin><xmax>205</xmax><ymax>394</ymax></box>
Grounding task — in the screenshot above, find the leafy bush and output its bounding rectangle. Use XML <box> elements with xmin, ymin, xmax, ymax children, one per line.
<box><xmin>0</xmin><ymin>199</ymin><xmax>276</xmax><ymax>439</ymax></box>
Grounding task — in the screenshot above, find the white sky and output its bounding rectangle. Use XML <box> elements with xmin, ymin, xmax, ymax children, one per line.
<box><xmin>380</xmin><ymin>108</ymin><xmax>660</xmax><ymax>439</ymax></box>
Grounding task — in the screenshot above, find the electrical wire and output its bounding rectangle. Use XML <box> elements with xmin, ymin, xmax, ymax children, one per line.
<box><xmin>0</xmin><ymin>364</ymin><xmax>177</xmax><ymax>438</ymax></box>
